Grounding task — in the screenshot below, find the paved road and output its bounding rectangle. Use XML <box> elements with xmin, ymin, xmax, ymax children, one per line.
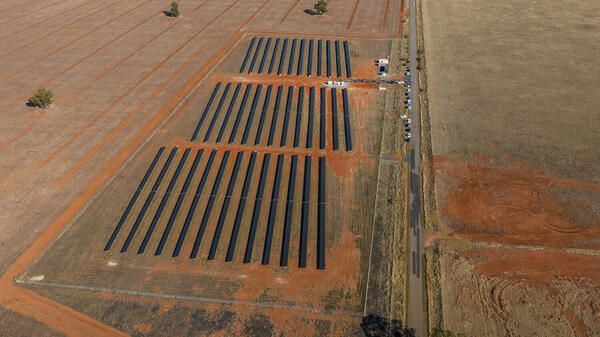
<box><xmin>407</xmin><ymin>0</ymin><xmax>425</xmax><ymax>335</ymax></box>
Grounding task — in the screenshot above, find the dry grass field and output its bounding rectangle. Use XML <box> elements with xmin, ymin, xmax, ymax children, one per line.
<box><xmin>0</xmin><ymin>0</ymin><xmax>409</xmax><ymax>335</ymax></box>
<box><xmin>420</xmin><ymin>0</ymin><xmax>600</xmax><ymax>335</ymax></box>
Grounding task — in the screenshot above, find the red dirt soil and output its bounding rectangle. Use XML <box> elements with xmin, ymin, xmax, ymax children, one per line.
<box><xmin>464</xmin><ymin>247</ymin><xmax>599</xmax><ymax>336</ymax></box>
<box><xmin>467</xmin><ymin>248</ymin><xmax>600</xmax><ymax>289</ymax></box>
<box><xmin>434</xmin><ymin>154</ymin><xmax>600</xmax><ymax>248</ymax></box>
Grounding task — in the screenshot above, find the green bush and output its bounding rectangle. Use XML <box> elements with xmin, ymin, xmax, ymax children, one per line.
<box><xmin>169</xmin><ymin>1</ymin><xmax>179</xmax><ymax>17</ymax></box>
<box><xmin>28</xmin><ymin>88</ymin><xmax>53</xmax><ymax>108</ymax></box>
<box><xmin>314</xmin><ymin>0</ymin><xmax>327</xmax><ymax>15</ymax></box>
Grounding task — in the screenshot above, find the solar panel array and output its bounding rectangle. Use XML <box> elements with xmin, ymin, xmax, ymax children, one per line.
<box><xmin>105</xmin><ymin>148</ymin><xmax>326</xmax><ymax>269</ymax></box>
<box><xmin>104</xmin><ymin>36</ymin><xmax>359</xmax><ymax>270</ymax></box>
<box><xmin>191</xmin><ymin>83</ymin><xmax>353</xmax><ymax>151</ymax></box>
<box><xmin>239</xmin><ymin>37</ymin><xmax>352</xmax><ymax>78</ymax></box>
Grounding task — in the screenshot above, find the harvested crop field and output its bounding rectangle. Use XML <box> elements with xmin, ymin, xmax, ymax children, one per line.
<box><xmin>420</xmin><ymin>0</ymin><xmax>600</xmax><ymax>335</ymax></box>
<box><xmin>0</xmin><ymin>0</ymin><xmax>409</xmax><ymax>335</ymax></box>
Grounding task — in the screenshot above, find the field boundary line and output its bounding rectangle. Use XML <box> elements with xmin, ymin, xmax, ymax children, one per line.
<box><xmin>346</xmin><ymin>0</ymin><xmax>360</xmax><ymax>29</ymax></box>
<box><xmin>15</xmin><ymin>279</ymin><xmax>363</xmax><ymax>316</ymax></box>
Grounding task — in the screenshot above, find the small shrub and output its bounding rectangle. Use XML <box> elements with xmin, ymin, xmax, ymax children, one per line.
<box><xmin>28</xmin><ymin>88</ymin><xmax>53</xmax><ymax>108</ymax></box>
<box><xmin>314</xmin><ymin>0</ymin><xmax>327</xmax><ymax>15</ymax></box>
<box><xmin>169</xmin><ymin>1</ymin><xmax>179</xmax><ymax>17</ymax></box>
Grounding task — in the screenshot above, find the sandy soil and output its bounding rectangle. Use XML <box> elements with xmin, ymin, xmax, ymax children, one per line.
<box><xmin>420</xmin><ymin>0</ymin><xmax>600</xmax><ymax>335</ymax></box>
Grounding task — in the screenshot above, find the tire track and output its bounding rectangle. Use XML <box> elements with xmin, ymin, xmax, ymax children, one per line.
<box><xmin>474</xmin><ymin>273</ymin><xmax>493</xmax><ymax>336</ymax></box>
<box><xmin>0</xmin><ymin>0</ymin><xmax>121</xmax><ymax>59</ymax></box>
<box><xmin>68</xmin><ymin>13</ymin><xmax>185</xmax><ymax>98</ymax></box>
<box><xmin>0</xmin><ymin>122</ymin><xmax>35</xmax><ymax>152</ymax></box>
<box><xmin>0</xmin><ymin>2</ymin><xmax>171</xmax><ymax>114</ymax></box>
<box><xmin>0</xmin><ymin>0</ymin><xmax>150</xmax><ymax>84</ymax></box>
<box><xmin>0</xmin><ymin>0</ymin><xmax>98</xmax><ymax>43</ymax></box>
<box><xmin>346</xmin><ymin>0</ymin><xmax>360</xmax><ymax>29</ymax></box>
<box><xmin>36</xmin><ymin>0</ymin><xmax>215</xmax><ymax>170</ymax></box>
<box><xmin>0</xmin><ymin>0</ymin><xmax>38</xmax><ymax>12</ymax></box>
<box><xmin>380</xmin><ymin>0</ymin><xmax>390</xmax><ymax>33</ymax></box>
<box><xmin>280</xmin><ymin>0</ymin><xmax>300</xmax><ymax>23</ymax></box>
<box><xmin>0</xmin><ymin>0</ymin><xmax>79</xmax><ymax>26</ymax></box>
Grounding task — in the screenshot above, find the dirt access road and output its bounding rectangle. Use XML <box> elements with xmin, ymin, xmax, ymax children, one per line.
<box><xmin>407</xmin><ymin>0</ymin><xmax>425</xmax><ymax>336</ymax></box>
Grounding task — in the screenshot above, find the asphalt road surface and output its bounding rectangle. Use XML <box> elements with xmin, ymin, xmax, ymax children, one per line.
<box><xmin>407</xmin><ymin>0</ymin><xmax>425</xmax><ymax>335</ymax></box>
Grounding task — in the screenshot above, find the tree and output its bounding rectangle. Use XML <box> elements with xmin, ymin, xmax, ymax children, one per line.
<box><xmin>313</xmin><ymin>0</ymin><xmax>327</xmax><ymax>15</ymax></box>
<box><xmin>28</xmin><ymin>88</ymin><xmax>53</xmax><ymax>108</ymax></box>
<box><xmin>169</xmin><ymin>1</ymin><xmax>179</xmax><ymax>17</ymax></box>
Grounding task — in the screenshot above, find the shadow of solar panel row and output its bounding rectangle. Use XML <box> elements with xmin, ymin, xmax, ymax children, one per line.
<box><xmin>190</xmin><ymin>82</ymin><xmax>353</xmax><ymax>151</ymax></box>
<box><xmin>104</xmin><ymin>148</ymin><xmax>326</xmax><ymax>269</ymax></box>
<box><xmin>239</xmin><ymin>37</ymin><xmax>352</xmax><ymax>78</ymax></box>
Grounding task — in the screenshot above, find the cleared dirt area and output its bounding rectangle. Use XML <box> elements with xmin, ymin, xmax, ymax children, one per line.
<box><xmin>0</xmin><ymin>1</ymin><xmax>408</xmax><ymax>334</ymax></box>
<box><xmin>420</xmin><ymin>0</ymin><xmax>600</xmax><ymax>335</ymax></box>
